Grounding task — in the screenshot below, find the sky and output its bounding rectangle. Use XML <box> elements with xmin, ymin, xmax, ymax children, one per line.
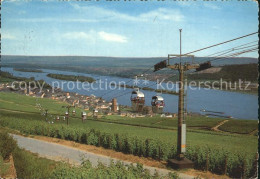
<box><xmin>1</xmin><ymin>0</ymin><xmax>258</xmax><ymax>58</ymax></box>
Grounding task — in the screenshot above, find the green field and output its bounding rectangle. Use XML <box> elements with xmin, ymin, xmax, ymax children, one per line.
<box><xmin>0</xmin><ymin>92</ymin><xmax>258</xmax><ymax>177</ymax></box>
<box><xmin>104</xmin><ymin>115</ymin><xmax>225</xmax><ymax>130</ymax></box>
<box><xmin>219</xmin><ymin>119</ymin><xmax>258</xmax><ymax>134</ymax></box>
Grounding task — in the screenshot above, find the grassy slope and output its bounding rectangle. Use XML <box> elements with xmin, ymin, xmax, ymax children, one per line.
<box><xmin>219</xmin><ymin>119</ymin><xmax>258</xmax><ymax>134</ymax></box>
<box><xmin>0</xmin><ymin>92</ymin><xmax>257</xmax><ymax>155</ymax></box>
<box><xmin>1</xmin><ymin>128</ymin><xmax>174</xmax><ymax>179</ymax></box>
<box><xmin>105</xmin><ymin>115</ymin><xmax>225</xmax><ymax>129</ymax></box>
<box><xmin>0</xmin><ymin>128</ymin><xmax>59</xmax><ymax>178</ymax></box>
<box><xmin>13</xmin><ymin>147</ymin><xmax>58</xmax><ymax>178</ymax></box>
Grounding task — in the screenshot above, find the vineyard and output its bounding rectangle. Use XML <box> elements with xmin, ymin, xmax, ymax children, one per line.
<box><xmin>219</xmin><ymin>119</ymin><xmax>258</xmax><ymax>134</ymax></box>
<box><xmin>0</xmin><ymin>112</ymin><xmax>257</xmax><ymax>178</ymax></box>
<box><xmin>1</xmin><ymin>129</ymin><xmax>168</xmax><ymax>179</ymax></box>
<box><xmin>0</xmin><ymin>92</ymin><xmax>258</xmax><ymax>178</ymax></box>
<box><xmin>103</xmin><ymin>115</ymin><xmax>225</xmax><ymax>129</ymax></box>
<box><xmin>52</xmin><ymin>160</ymin><xmax>179</xmax><ymax>179</ymax></box>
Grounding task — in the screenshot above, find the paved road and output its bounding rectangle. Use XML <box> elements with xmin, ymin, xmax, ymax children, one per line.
<box><xmin>11</xmin><ymin>134</ymin><xmax>194</xmax><ymax>178</ymax></box>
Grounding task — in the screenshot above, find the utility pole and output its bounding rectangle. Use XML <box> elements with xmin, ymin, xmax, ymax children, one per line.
<box><xmin>180</xmin><ymin>29</ymin><xmax>182</xmax><ymax>64</ymax></box>
<box><xmin>154</xmin><ymin>31</ymin><xmax>256</xmax><ymax>168</ymax></box>
<box><xmin>154</xmin><ymin>29</ymin><xmax>199</xmax><ymax>169</ymax></box>
<box><xmin>62</xmin><ymin>105</ymin><xmax>75</xmax><ymax>126</ymax></box>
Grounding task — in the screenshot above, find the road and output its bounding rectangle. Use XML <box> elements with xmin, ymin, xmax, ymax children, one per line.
<box><xmin>11</xmin><ymin>134</ymin><xmax>194</xmax><ymax>178</ymax></box>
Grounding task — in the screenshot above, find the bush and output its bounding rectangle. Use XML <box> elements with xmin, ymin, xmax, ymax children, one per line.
<box><xmin>13</xmin><ymin>147</ymin><xmax>58</xmax><ymax>178</ymax></box>
<box><xmin>51</xmin><ymin>159</ymin><xmax>179</xmax><ymax>179</ymax></box>
<box><xmin>0</xmin><ymin>155</ymin><xmax>9</xmax><ymax>177</ymax></box>
<box><xmin>0</xmin><ymin>131</ymin><xmax>17</xmax><ymax>160</ymax></box>
<box><xmin>0</xmin><ymin>117</ymin><xmax>257</xmax><ymax>178</ymax></box>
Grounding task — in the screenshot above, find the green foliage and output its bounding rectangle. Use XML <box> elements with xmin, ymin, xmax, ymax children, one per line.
<box><xmin>104</xmin><ymin>115</ymin><xmax>224</xmax><ymax>130</ymax></box>
<box><xmin>0</xmin><ymin>92</ymin><xmax>257</xmax><ymax>178</ymax></box>
<box><xmin>0</xmin><ymin>129</ymin><xmax>178</xmax><ymax>179</ymax></box>
<box><xmin>0</xmin><ymin>71</ymin><xmax>51</xmax><ymax>89</ymax></box>
<box><xmin>219</xmin><ymin>120</ymin><xmax>258</xmax><ymax>134</ymax></box>
<box><xmin>0</xmin><ymin>71</ymin><xmax>28</xmax><ymax>82</ymax></box>
<box><xmin>47</xmin><ymin>73</ymin><xmax>95</xmax><ymax>83</ymax></box>
<box><xmin>13</xmin><ymin>147</ymin><xmax>58</xmax><ymax>179</ymax></box>
<box><xmin>0</xmin><ymin>131</ymin><xmax>17</xmax><ymax>160</ymax></box>
<box><xmin>51</xmin><ymin>159</ymin><xmax>179</xmax><ymax>179</ymax></box>
<box><xmin>0</xmin><ymin>156</ymin><xmax>10</xmax><ymax>177</ymax></box>
<box><xmin>0</xmin><ymin>114</ymin><xmax>257</xmax><ymax>178</ymax></box>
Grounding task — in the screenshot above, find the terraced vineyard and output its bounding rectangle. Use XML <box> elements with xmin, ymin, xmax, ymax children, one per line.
<box><xmin>0</xmin><ymin>92</ymin><xmax>258</xmax><ymax>178</ymax></box>
<box><xmin>1</xmin><ymin>129</ymin><xmax>168</xmax><ymax>179</ymax></box>
<box><xmin>218</xmin><ymin>119</ymin><xmax>258</xmax><ymax>134</ymax></box>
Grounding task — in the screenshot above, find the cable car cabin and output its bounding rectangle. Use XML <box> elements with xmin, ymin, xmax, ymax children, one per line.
<box><xmin>131</xmin><ymin>90</ymin><xmax>145</xmax><ymax>112</ymax></box>
<box><xmin>196</xmin><ymin>61</ymin><xmax>212</xmax><ymax>72</ymax></box>
<box><xmin>151</xmin><ymin>96</ymin><xmax>164</xmax><ymax>113</ymax></box>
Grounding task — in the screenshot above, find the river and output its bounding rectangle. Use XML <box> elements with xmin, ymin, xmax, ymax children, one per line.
<box><xmin>2</xmin><ymin>67</ymin><xmax>258</xmax><ymax>120</ymax></box>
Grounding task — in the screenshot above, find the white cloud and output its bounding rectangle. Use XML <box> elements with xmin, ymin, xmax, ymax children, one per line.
<box><xmin>176</xmin><ymin>1</ymin><xmax>192</xmax><ymax>7</ymax></box>
<box><xmin>1</xmin><ymin>33</ymin><xmax>16</xmax><ymax>40</ymax></box>
<box><xmin>204</xmin><ymin>3</ymin><xmax>221</xmax><ymax>10</ymax></box>
<box><xmin>17</xmin><ymin>18</ymin><xmax>98</xmax><ymax>23</ymax></box>
<box><xmin>71</xmin><ymin>4</ymin><xmax>184</xmax><ymax>23</ymax></box>
<box><xmin>13</xmin><ymin>5</ymin><xmax>184</xmax><ymax>24</ymax></box>
<box><xmin>62</xmin><ymin>31</ymin><xmax>128</xmax><ymax>43</ymax></box>
<box><xmin>62</xmin><ymin>31</ymin><xmax>95</xmax><ymax>41</ymax></box>
<box><xmin>98</xmin><ymin>31</ymin><xmax>127</xmax><ymax>43</ymax></box>
<box><xmin>139</xmin><ymin>8</ymin><xmax>184</xmax><ymax>22</ymax></box>
<box><xmin>18</xmin><ymin>10</ymin><xmax>26</xmax><ymax>15</ymax></box>
<box><xmin>212</xmin><ymin>26</ymin><xmax>220</xmax><ymax>30</ymax></box>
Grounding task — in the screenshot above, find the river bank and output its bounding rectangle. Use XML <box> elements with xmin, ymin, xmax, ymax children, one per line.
<box><xmin>1</xmin><ymin>67</ymin><xmax>258</xmax><ymax>120</ymax></box>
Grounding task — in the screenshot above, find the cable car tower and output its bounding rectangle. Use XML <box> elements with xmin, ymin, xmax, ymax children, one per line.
<box><xmin>154</xmin><ymin>29</ymin><xmax>200</xmax><ymax>169</ymax></box>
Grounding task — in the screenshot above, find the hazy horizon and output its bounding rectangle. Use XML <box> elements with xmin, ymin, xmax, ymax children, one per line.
<box><xmin>1</xmin><ymin>1</ymin><xmax>258</xmax><ymax>58</ymax></box>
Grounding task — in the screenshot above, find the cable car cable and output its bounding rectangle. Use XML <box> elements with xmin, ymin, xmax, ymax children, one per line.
<box><xmin>105</xmin><ymin>32</ymin><xmax>258</xmax><ymax>100</ymax></box>
<box><xmin>100</xmin><ymin>66</ymin><xmax>155</xmax><ymax>98</ymax></box>
<box><xmin>198</xmin><ymin>43</ymin><xmax>258</xmax><ymax>64</ymax></box>
<box><xmin>187</xmin><ymin>47</ymin><xmax>258</xmax><ymax>75</ymax></box>
<box><xmin>203</xmin><ymin>40</ymin><xmax>258</xmax><ymax>58</ymax></box>
<box><xmin>109</xmin><ymin>74</ymin><xmax>176</xmax><ymax>100</ymax></box>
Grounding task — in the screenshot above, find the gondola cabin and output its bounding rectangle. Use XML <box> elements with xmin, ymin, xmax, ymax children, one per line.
<box><xmin>131</xmin><ymin>90</ymin><xmax>145</xmax><ymax>112</ymax></box>
<box><xmin>151</xmin><ymin>96</ymin><xmax>164</xmax><ymax>113</ymax></box>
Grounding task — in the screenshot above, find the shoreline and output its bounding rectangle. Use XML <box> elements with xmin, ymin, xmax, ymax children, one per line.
<box><xmin>2</xmin><ymin>66</ymin><xmax>257</xmax><ymax>95</ymax></box>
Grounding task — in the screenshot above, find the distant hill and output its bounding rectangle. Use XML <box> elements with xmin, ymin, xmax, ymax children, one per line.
<box><xmin>188</xmin><ymin>63</ymin><xmax>258</xmax><ymax>82</ymax></box>
<box><xmin>1</xmin><ymin>55</ymin><xmax>258</xmax><ymax>78</ymax></box>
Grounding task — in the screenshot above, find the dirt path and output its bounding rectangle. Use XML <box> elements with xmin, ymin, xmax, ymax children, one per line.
<box><xmin>211</xmin><ymin>120</ymin><xmax>229</xmax><ymax>132</ymax></box>
<box><xmin>10</xmin><ymin>134</ymin><xmax>195</xmax><ymax>178</ymax></box>
<box><xmin>152</xmin><ymin>118</ymin><xmax>168</xmax><ymax>125</ymax></box>
<box><xmin>249</xmin><ymin>129</ymin><xmax>258</xmax><ymax>136</ymax></box>
<box><xmin>0</xmin><ymin>108</ymin><xmax>29</xmax><ymax>114</ymax></box>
